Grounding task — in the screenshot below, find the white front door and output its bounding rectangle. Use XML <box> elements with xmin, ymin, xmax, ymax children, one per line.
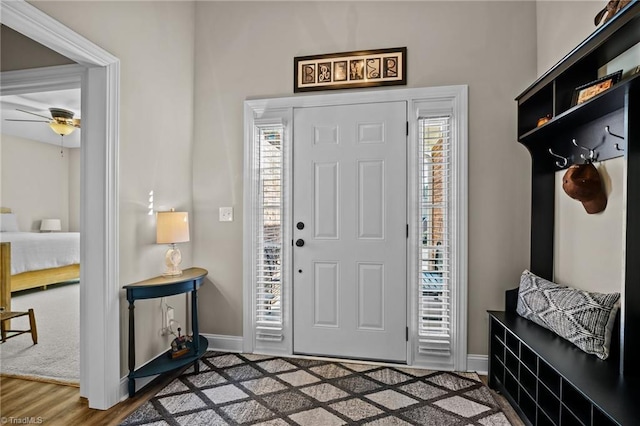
<box><xmin>292</xmin><ymin>101</ymin><xmax>407</xmax><ymax>362</ymax></box>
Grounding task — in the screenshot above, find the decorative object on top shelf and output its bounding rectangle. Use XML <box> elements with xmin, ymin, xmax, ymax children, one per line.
<box><xmin>40</xmin><ymin>219</ymin><xmax>61</xmax><ymax>232</ymax></box>
<box><xmin>294</xmin><ymin>47</ymin><xmax>406</xmax><ymax>92</ymax></box>
<box><xmin>562</xmin><ymin>162</ymin><xmax>607</xmax><ymax>214</ymax></box>
<box><xmin>594</xmin><ymin>0</ymin><xmax>631</xmax><ymax>26</ymax></box>
<box><xmin>156</xmin><ymin>209</ymin><xmax>190</xmax><ymax>277</ymax></box>
<box><xmin>571</xmin><ymin>70</ymin><xmax>623</xmax><ymax>106</ymax></box>
<box><xmin>536</xmin><ymin>114</ymin><xmax>552</xmax><ymax>127</ymax></box>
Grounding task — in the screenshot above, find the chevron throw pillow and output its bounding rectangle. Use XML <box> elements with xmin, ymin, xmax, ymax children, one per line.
<box><xmin>516</xmin><ymin>270</ymin><xmax>620</xmax><ymax>360</ymax></box>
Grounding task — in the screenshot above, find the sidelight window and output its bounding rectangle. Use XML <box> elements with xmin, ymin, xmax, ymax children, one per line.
<box><xmin>418</xmin><ymin>116</ymin><xmax>451</xmax><ymax>357</ymax></box>
<box><xmin>255</xmin><ymin>125</ymin><xmax>284</xmax><ymax>342</ymax></box>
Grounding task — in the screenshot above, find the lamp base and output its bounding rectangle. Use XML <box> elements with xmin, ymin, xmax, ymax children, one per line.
<box><xmin>163</xmin><ymin>245</ymin><xmax>183</xmax><ymax>277</ymax></box>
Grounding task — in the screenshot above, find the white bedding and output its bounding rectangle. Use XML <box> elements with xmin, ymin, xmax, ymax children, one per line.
<box><xmin>0</xmin><ymin>232</ymin><xmax>80</xmax><ymax>275</ymax></box>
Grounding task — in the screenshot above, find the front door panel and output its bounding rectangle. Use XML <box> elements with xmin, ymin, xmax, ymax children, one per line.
<box><xmin>293</xmin><ymin>101</ymin><xmax>407</xmax><ymax>362</ymax></box>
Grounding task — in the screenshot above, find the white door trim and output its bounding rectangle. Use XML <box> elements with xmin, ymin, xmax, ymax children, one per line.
<box><xmin>244</xmin><ymin>86</ymin><xmax>468</xmax><ymax>370</ymax></box>
<box><xmin>1</xmin><ymin>1</ymin><xmax>121</xmax><ymax>409</ymax></box>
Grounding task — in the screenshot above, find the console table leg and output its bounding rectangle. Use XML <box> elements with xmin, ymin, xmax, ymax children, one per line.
<box><xmin>128</xmin><ymin>376</ymin><xmax>135</xmax><ymax>398</ymax></box>
<box><xmin>128</xmin><ymin>299</ymin><xmax>135</xmax><ymax>397</ymax></box>
<box><xmin>192</xmin><ymin>288</ymin><xmax>200</xmax><ymax>374</ymax></box>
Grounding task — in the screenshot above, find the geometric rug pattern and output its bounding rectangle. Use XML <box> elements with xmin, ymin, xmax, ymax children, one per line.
<box><xmin>121</xmin><ymin>352</ymin><xmax>511</xmax><ymax>426</ymax></box>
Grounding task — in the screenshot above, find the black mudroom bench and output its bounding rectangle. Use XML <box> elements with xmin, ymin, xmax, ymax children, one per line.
<box><xmin>488</xmin><ymin>290</ymin><xmax>640</xmax><ymax>426</ymax></box>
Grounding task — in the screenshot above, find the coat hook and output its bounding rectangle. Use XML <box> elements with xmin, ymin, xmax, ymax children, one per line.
<box><xmin>572</xmin><ymin>138</ymin><xmax>595</xmax><ymax>161</ymax></box>
<box><xmin>548</xmin><ymin>148</ymin><xmax>568</xmax><ymax>168</ymax></box>
<box><xmin>605</xmin><ymin>126</ymin><xmax>625</xmax><ymax>151</ymax></box>
<box><xmin>605</xmin><ymin>126</ymin><xmax>624</xmax><ymax>140</ymax></box>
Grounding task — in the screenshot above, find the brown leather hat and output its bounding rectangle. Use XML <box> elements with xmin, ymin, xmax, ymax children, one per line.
<box><xmin>562</xmin><ymin>162</ymin><xmax>607</xmax><ymax>214</ymax></box>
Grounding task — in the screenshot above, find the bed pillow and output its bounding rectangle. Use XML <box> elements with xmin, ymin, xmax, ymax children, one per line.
<box><xmin>0</xmin><ymin>213</ymin><xmax>19</xmax><ymax>232</ymax></box>
<box><xmin>516</xmin><ymin>270</ymin><xmax>620</xmax><ymax>360</ymax></box>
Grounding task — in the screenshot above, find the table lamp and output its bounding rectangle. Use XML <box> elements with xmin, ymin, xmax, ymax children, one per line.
<box><xmin>156</xmin><ymin>209</ymin><xmax>190</xmax><ymax>277</ymax></box>
<box><xmin>40</xmin><ymin>218</ymin><xmax>61</xmax><ymax>232</ymax></box>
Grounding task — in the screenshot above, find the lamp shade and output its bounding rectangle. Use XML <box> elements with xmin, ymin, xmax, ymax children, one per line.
<box><xmin>40</xmin><ymin>218</ymin><xmax>61</xmax><ymax>232</ymax></box>
<box><xmin>156</xmin><ymin>211</ymin><xmax>190</xmax><ymax>244</ymax></box>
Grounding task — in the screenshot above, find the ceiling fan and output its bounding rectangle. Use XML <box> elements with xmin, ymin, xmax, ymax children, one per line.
<box><xmin>6</xmin><ymin>107</ymin><xmax>81</xmax><ymax>134</ymax></box>
<box><xmin>5</xmin><ymin>107</ymin><xmax>81</xmax><ymax>156</ymax></box>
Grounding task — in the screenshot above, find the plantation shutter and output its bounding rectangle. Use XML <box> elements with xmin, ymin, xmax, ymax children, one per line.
<box><xmin>418</xmin><ymin>116</ymin><xmax>451</xmax><ymax>357</ymax></box>
<box><xmin>255</xmin><ymin>124</ymin><xmax>284</xmax><ymax>341</ymax></box>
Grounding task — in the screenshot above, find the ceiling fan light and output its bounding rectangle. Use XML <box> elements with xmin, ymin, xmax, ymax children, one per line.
<box><xmin>49</xmin><ymin>121</ymin><xmax>76</xmax><ymax>136</ymax></box>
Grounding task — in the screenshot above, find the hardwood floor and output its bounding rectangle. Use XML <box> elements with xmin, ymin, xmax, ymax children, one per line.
<box><xmin>1</xmin><ymin>374</ymin><xmax>524</xmax><ymax>426</ymax></box>
<box><xmin>0</xmin><ymin>375</ymin><xmax>172</xmax><ymax>426</ymax></box>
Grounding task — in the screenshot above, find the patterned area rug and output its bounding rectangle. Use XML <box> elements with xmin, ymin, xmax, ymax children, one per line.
<box><xmin>121</xmin><ymin>352</ymin><xmax>511</xmax><ymax>426</ymax></box>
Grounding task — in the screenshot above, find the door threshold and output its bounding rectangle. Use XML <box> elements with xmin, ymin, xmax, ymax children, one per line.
<box><xmin>284</xmin><ymin>352</ymin><xmax>409</xmax><ymax>368</ymax></box>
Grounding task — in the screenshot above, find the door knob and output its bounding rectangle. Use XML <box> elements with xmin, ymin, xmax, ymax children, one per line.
<box><xmin>295</xmin><ymin>239</ymin><xmax>305</xmax><ymax>247</ymax></box>
<box><xmin>296</xmin><ymin>222</ymin><xmax>305</xmax><ymax>230</ymax></box>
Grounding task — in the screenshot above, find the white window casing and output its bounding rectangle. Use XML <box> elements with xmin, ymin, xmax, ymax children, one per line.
<box><xmin>410</xmin><ymin>94</ymin><xmax>468</xmax><ymax>371</ymax></box>
<box><xmin>244</xmin><ymin>87</ymin><xmax>467</xmax><ymax>368</ymax></box>
<box><xmin>244</xmin><ymin>110</ymin><xmax>293</xmax><ymax>356</ymax></box>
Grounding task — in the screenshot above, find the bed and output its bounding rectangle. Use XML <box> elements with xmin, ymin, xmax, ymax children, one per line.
<box><xmin>0</xmin><ymin>208</ymin><xmax>80</xmax><ymax>293</ymax></box>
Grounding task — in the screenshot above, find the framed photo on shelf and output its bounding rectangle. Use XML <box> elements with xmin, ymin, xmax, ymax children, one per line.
<box><xmin>571</xmin><ymin>70</ymin><xmax>622</xmax><ymax>106</ymax></box>
<box><xmin>294</xmin><ymin>47</ymin><xmax>406</xmax><ymax>92</ymax></box>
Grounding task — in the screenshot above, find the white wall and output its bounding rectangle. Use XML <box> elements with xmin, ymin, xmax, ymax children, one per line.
<box><xmin>554</xmin><ymin>158</ymin><xmax>624</xmax><ymax>293</ymax></box>
<box><xmin>28</xmin><ymin>0</ymin><xmax>618</xmax><ymax>366</ymax></box>
<box><xmin>536</xmin><ymin>1</ymin><xmax>604</xmax><ymax>77</ymax></box>
<box><xmin>192</xmin><ymin>1</ymin><xmax>537</xmax><ymax>355</ymax></box>
<box><xmin>537</xmin><ymin>1</ymin><xmax>627</xmax><ymax>293</ymax></box>
<box><xmin>31</xmin><ymin>1</ymin><xmax>196</xmax><ymax>376</ymax></box>
<box><xmin>0</xmin><ymin>133</ymin><xmax>71</xmax><ymax>232</ymax></box>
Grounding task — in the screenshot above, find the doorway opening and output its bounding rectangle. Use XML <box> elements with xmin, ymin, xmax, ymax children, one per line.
<box><xmin>1</xmin><ymin>78</ymin><xmax>82</xmax><ymax>384</ymax></box>
<box><xmin>1</xmin><ymin>0</ymin><xmax>120</xmax><ymax>409</ymax></box>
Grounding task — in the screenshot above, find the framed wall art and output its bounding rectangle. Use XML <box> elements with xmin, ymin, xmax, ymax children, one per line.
<box><xmin>571</xmin><ymin>70</ymin><xmax>622</xmax><ymax>106</ymax></box>
<box><xmin>294</xmin><ymin>47</ymin><xmax>406</xmax><ymax>92</ymax></box>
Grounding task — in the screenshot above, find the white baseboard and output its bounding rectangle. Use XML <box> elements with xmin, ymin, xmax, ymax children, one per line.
<box><xmin>203</xmin><ymin>333</ymin><xmax>243</xmax><ymax>353</ymax></box>
<box><xmin>467</xmin><ymin>354</ymin><xmax>488</xmax><ymax>375</ymax></box>
<box><xmin>119</xmin><ymin>375</ymin><xmax>158</xmax><ymax>402</ymax></box>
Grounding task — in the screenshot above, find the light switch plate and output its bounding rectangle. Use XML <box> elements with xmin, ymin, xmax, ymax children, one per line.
<box><xmin>219</xmin><ymin>207</ymin><xmax>233</xmax><ymax>222</ymax></box>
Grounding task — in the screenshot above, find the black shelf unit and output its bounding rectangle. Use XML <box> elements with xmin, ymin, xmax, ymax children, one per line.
<box><xmin>517</xmin><ymin>2</ymin><xmax>640</xmax><ymax>291</ymax></box>
<box><xmin>514</xmin><ymin>1</ymin><xmax>640</xmax><ymax>377</ymax></box>
<box><xmin>489</xmin><ymin>311</ymin><xmax>640</xmax><ymax>426</ymax></box>
<box><xmin>488</xmin><ymin>2</ymin><xmax>640</xmax><ymax>425</ymax></box>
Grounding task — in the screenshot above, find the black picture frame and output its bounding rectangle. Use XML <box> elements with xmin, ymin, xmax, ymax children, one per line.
<box><xmin>571</xmin><ymin>70</ymin><xmax>623</xmax><ymax>106</ymax></box>
<box><xmin>294</xmin><ymin>47</ymin><xmax>406</xmax><ymax>93</ymax></box>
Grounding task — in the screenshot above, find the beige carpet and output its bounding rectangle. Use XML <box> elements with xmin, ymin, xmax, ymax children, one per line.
<box><xmin>0</xmin><ymin>282</ymin><xmax>79</xmax><ymax>384</ymax></box>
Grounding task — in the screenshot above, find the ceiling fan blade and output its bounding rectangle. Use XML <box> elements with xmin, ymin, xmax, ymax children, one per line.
<box><xmin>73</xmin><ymin>118</ymin><xmax>81</xmax><ymax>128</ymax></box>
<box><xmin>16</xmin><ymin>108</ymin><xmax>53</xmax><ymax>120</ymax></box>
<box><xmin>5</xmin><ymin>119</ymin><xmax>51</xmax><ymax>123</ymax></box>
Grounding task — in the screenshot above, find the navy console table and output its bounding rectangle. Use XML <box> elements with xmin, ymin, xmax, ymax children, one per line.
<box><xmin>124</xmin><ymin>267</ymin><xmax>208</xmax><ymax>397</ymax></box>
